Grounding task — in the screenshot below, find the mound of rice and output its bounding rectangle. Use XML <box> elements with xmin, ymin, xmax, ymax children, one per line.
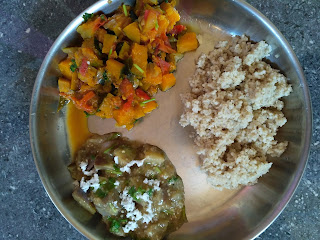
<box><xmin>180</xmin><ymin>35</ymin><xmax>292</xmax><ymax>190</ymax></box>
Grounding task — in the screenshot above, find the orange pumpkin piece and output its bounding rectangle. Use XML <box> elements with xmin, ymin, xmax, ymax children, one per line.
<box><xmin>95</xmin><ymin>94</ymin><xmax>116</xmax><ymax>118</ymax></box>
<box><xmin>160</xmin><ymin>73</ymin><xmax>176</xmax><ymax>91</ymax></box>
<box><xmin>70</xmin><ymin>72</ymin><xmax>80</xmax><ymax>91</ymax></box>
<box><xmin>160</xmin><ymin>3</ymin><xmax>180</xmax><ymax>31</ymax></box>
<box><xmin>95</xmin><ymin>28</ymin><xmax>107</xmax><ymax>42</ymax></box>
<box><xmin>119</xmin><ymin>42</ymin><xmax>131</xmax><ymax>60</ymax></box>
<box><xmin>77</xmin><ymin>17</ymin><xmax>105</xmax><ymax>39</ymax></box>
<box><xmin>131</xmin><ymin>43</ymin><xmax>148</xmax><ymax>77</ymax></box>
<box><xmin>81</xmin><ymin>48</ymin><xmax>103</xmax><ymax>67</ymax></box>
<box><xmin>78</xmin><ymin>65</ymin><xmax>98</xmax><ymax>86</ymax></box>
<box><xmin>123</xmin><ymin>22</ymin><xmax>141</xmax><ymax>43</ymax></box>
<box><xmin>58</xmin><ymin>77</ymin><xmax>71</xmax><ymax>93</ymax></box>
<box><xmin>106</xmin><ymin>59</ymin><xmax>125</xmax><ymax>81</ymax></box>
<box><xmin>177</xmin><ymin>32</ymin><xmax>199</xmax><ymax>53</ymax></box>
<box><xmin>58</xmin><ymin>59</ymin><xmax>73</xmax><ymax>80</ymax></box>
<box><xmin>113</xmin><ymin>107</ymin><xmax>135</xmax><ymax>130</ymax></box>
<box><xmin>145</xmin><ymin>63</ymin><xmax>162</xmax><ymax>85</ymax></box>
<box><xmin>104</xmin><ymin>14</ymin><xmax>132</xmax><ymax>36</ymax></box>
<box><xmin>157</xmin><ymin>15</ymin><xmax>169</xmax><ymax>36</ymax></box>
<box><xmin>142</xmin><ymin>101</ymin><xmax>158</xmax><ymax>114</ymax></box>
<box><xmin>102</xmin><ymin>34</ymin><xmax>117</xmax><ymax>54</ymax></box>
<box><xmin>133</xmin><ymin>105</ymin><xmax>146</xmax><ymax>119</ymax></box>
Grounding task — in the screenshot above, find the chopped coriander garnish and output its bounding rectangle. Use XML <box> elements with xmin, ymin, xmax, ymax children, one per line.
<box><xmin>95</xmin><ymin>188</ymin><xmax>107</xmax><ymax>198</ymax></box>
<box><xmin>57</xmin><ymin>96</ymin><xmax>69</xmax><ymax>112</ymax></box>
<box><xmin>155</xmin><ymin>20</ymin><xmax>159</xmax><ymax>30</ymax></box>
<box><xmin>82</xmin><ymin>13</ymin><xmax>94</xmax><ymax>22</ymax></box>
<box><xmin>165</xmin><ymin>0</ymin><xmax>169</xmax><ymax>2</ymax></box>
<box><xmin>100</xmin><ymin>15</ymin><xmax>106</xmax><ymax>21</ymax></box>
<box><xmin>147</xmin><ymin>188</ymin><xmax>153</xmax><ymax>197</ymax></box>
<box><xmin>168</xmin><ymin>176</ymin><xmax>178</xmax><ymax>185</ymax></box>
<box><xmin>108</xmin><ymin>132</ymin><xmax>121</xmax><ymax>140</ymax></box>
<box><xmin>70</xmin><ymin>59</ymin><xmax>77</xmax><ymax>72</ymax></box>
<box><xmin>104</xmin><ymin>145</ymin><xmax>114</xmax><ymax>154</ymax></box>
<box><xmin>98</xmin><ymin>71</ymin><xmax>108</xmax><ymax>85</ymax></box>
<box><xmin>84</xmin><ymin>111</ymin><xmax>92</xmax><ymax>117</ymax></box>
<box><xmin>103</xmin><ymin>70</ymin><xmax>109</xmax><ymax>82</ymax></box>
<box><xmin>140</xmin><ymin>98</ymin><xmax>156</xmax><ymax>106</ymax></box>
<box><xmin>101</xmin><ymin>177</ymin><xmax>116</xmax><ymax>191</ymax></box>
<box><xmin>108</xmin><ymin>48</ymin><xmax>113</xmax><ymax>59</ymax></box>
<box><xmin>94</xmin><ymin>38</ymin><xmax>102</xmax><ymax>54</ymax></box>
<box><xmin>128</xmin><ymin>186</ymin><xmax>137</xmax><ymax>198</ymax></box>
<box><xmin>133</xmin><ymin>63</ymin><xmax>144</xmax><ymax>74</ymax></box>
<box><xmin>129</xmin><ymin>186</ymin><xmax>147</xmax><ymax>201</ymax></box>
<box><xmin>134</xmin><ymin>118</ymin><xmax>143</xmax><ymax>124</ymax></box>
<box><xmin>123</xmin><ymin>4</ymin><xmax>128</xmax><ymax>17</ymax></box>
<box><xmin>108</xmin><ymin>218</ymin><xmax>127</xmax><ymax>233</ymax></box>
<box><xmin>154</xmin><ymin>167</ymin><xmax>161</xmax><ymax>174</ymax></box>
<box><xmin>109</xmin><ymin>218</ymin><xmax>121</xmax><ymax>233</ymax></box>
<box><xmin>162</xmin><ymin>209</ymin><xmax>174</xmax><ymax>215</ymax></box>
<box><xmin>106</xmin><ymin>164</ymin><xmax>122</xmax><ymax>175</ymax></box>
<box><xmin>108</xmin><ymin>202</ymin><xmax>118</xmax><ymax>214</ymax></box>
<box><xmin>113</xmin><ymin>164</ymin><xmax>122</xmax><ymax>174</ymax></box>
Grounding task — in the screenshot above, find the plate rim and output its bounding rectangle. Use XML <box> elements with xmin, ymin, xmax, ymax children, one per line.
<box><xmin>29</xmin><ymin>0</ymin><xmax>313</xmax><ymax>239</ymax></box>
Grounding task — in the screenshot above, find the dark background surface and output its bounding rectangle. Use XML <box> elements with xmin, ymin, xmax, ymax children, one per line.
<box><xmin>0</xmin><ymin>0</ymin><xmax>319</xmax><ymax>239</ymax></box>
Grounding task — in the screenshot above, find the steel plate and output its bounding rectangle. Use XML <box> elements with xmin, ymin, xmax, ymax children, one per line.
<box><xmin>29</xmin><ymin>0</ymin><xmax>312</xmax><ymax>239</ymax></box>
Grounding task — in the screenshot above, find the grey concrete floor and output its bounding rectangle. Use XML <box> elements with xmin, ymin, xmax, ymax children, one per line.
<box><xmin>0</xmin><ymin>0</ymin><xmax>319</xmax><ymax>239</ymax></box>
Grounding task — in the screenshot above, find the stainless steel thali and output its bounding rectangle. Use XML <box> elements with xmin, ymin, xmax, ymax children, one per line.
<box><xmin>29</xmin><ymin>0</ymin><xmax>312</xmax><ymax>239</ymax></box>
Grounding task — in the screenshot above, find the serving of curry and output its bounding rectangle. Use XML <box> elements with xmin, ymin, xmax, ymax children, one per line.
<box><xmin>58</xmin><ymin>0</ymin><xmax>198</xmax><ymax>130</ymax></box>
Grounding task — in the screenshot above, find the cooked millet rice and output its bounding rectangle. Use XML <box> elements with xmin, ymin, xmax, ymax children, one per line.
<box><xmin>180</xmin><ymin>35</ymin><xmax>292</xmax><ymax>190</ymax></box>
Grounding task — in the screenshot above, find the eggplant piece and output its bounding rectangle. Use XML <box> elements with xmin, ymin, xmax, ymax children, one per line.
<box><xmin>72</xmin><ymin>188</ymin><xmax>96</xmax><ymax>214</ymax></box>
<box><xmin>94</xmin><ymin>156</ymin><xmax>114</xmax><ymax>171</ymax></box>
<box><xmin>113</xmin><ymin>146</ymin><xmax>137</xmax><ymax>166</ymax></box>
<box><xmin>68</xmin><ymin>163</ymin><xmax>83</xmax><ymax>181</ymax></box>
<box><xmin>143</xmin><ymin>146</ymin><xmax>165</xmax><ymax>165</ymax></box>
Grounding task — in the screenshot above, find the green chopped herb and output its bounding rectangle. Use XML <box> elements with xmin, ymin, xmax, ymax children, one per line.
<box><xmin>128</xmin><ymin>186</ymin><xmax>137</xmax><ymax>198</ymax></box>
<box><xmin>123</xmin><ymin>4</ymin><xmax>128</xmax><ymax>17</ymax></box>
<box><xmin>101</xmin><ymin>177</ymin><xmax>116</xmax><ymax>191</ymax></box>
<box><xmin>165</xmin><ymin>0</ymin><xmax>169</xmax><ymax>2</ymax></box>
<box><xmin>104</xmin><ymin>145</ymin><xmax>114</xmax><ymax>154</ymax></box>
<box><xmin>84</xmin><ymin>111</ymin><xmax>92</xmax><ymax>117</ymax></box>
<box><xmin>108</xmin><ymin>202</ymin><xmax>118</xmax><ymax>214</ymax></box>
<box><xmin>137</xmin><ymin>186</ymin><xmax>146</xmax><ymax>195</ymax></box>
<box><xmin>168</xmin><ymin>176</ymin><xmax>178</xmax><ymax>185</ymax></box>
<box><xmin>140</xmin><ymin>98</ymin><xmax>156</xmax><ymax>106</ymax></box>
<box><xmin>106</xmin><ymin>164</ymin><xmax>122</xmax><ymax>175</ymax></box>
<box><xmin>82</xmin><ymin>13</ymin><xmax>94</xmax><ymax>22</ymax></box>
<box><xmin>57</xmin><ymin>96</ymin><xmax>69</xmax><ymax>112</ymax></box>
<box><xmin>100</xmin><ymin>14</ymin><xmax>106</xmax><ymax>21</ymax></box>
<box><xmin>94</xmin><ymin>38</ymin><xmax>102</xmax><ymax>54</ymax></box>
<box><xmin>95</xmin><ymin>188</ymin><xmax>107</xmax><ymax>198</ymax></box>
<box><xmin>133</xmin><ymin>63</ymin><xmax>144</xmax><ymax>74</ymax></box>
<box><xmin>129</xmin><ymin>186</ymin><xmax>146</xmax><ymax>201</ymax></box>
<box><xmin>155</xmin><ymin>20</ymin><xmax>159</xmax><ymax>30</ymax></box>
<box><xmin>162</xmin><ymin>209</ymin><xmax>174</xmax><ymax>215</ymax></box>
<box><xmin>109</xmin><ymin>218</ymin><xmax>121</xmax><ymax>233</ymax></box>
<box><xmin>134</xmin><ymin>118</ymin><xmax>143</xmax><ymax>125</ymax></box>
<box><xmin>90</xmin><ymin>155</ymin><xmax>96</xmax><ymax>160</ymax></box>
<box><xmin>70</xmin><ymin>59</ymin><xmax>77</xmax><ymax>72</ymax></box>
<box><xmin>108</xmin><ymin>48</ymin><xmax>113</xmax><ymax>59</ymax></box>
<box><xmin>103</xmin><ymin>70</ymin><xmax>109</xmax><ymax>82</ymax></box>
<box><xmin>154</xmin><ymin>167</ymin><xmax>161</xmax><ymax>174</ymax></box>
<box><xmin>147</xmin><ymin>188</ymin><xmax>153</xmax><ymax>197</ymax></box>
<box><xmin>108</xmin><ymin>218</ymin><xmax>127</xmax><ymax>233</ymax></box>
<box><xmin>113</xmin><ymin>164</ymin><xmax>122</xmax><ymax>174</ymax></box>
<box><xmin>108</xmin><ymin>132</ymin><xmax>121</xmax><ymax>140</ymax></box>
